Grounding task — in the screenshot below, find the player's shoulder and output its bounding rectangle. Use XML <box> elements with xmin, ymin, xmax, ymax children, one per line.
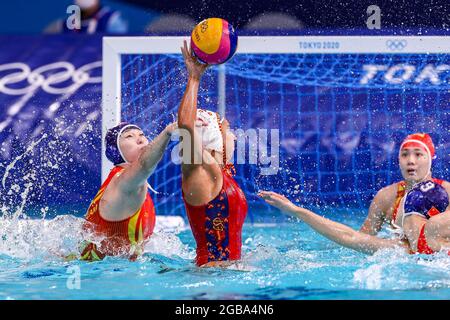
<box><xmin>438</xmin><ymin>179</ymin><xmax>450</xmax><ymax>188</ymax></box>
<box><xmin>378</xmin><ymin>182</ymin><xmax>401</xmax><ymax>198</ymax></box>
<box><xmin>373</xmin><ymin>182</ymin><xmax>401</xmax><ymax>207</ymax></box>
<box><xmin>434</xmin><ymin>178</ymin><xmax>450</xmax><ymax>195</ymax></box>
<box><xmin>102</xmin><ymin>170</ymin><xmax>122</xmax><ymax>194</ymax></box>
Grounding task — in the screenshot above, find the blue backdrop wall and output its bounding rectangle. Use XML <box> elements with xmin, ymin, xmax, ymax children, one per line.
<box><xmin>0</xmin><ymin>35</ymin><xmax>102</xmax><ymax>217</ymax></box>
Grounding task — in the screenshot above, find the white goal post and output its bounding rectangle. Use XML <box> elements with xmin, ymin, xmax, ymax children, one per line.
<box><xmin>101</xmin><ymin>35</ymin><xmax>449</xmax><ymax>182</ymax></box>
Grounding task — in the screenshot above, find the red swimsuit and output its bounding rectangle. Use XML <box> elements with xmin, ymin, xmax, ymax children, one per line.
<box><xmin>183</xmin><ymin>169</ymin><xmax>248</xmax><ymax>266</ymax></box>
<box><xmin>80</xmin><ymin>166</ymin><xmax>156</xmax><ymax>261</ymax></box>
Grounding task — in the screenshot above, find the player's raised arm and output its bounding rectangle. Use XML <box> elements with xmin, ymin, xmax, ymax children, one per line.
<box><xmin>177</xmin><ymin>40</ymin><xmax>209</xmax><ymax>167</ymax></box>
<box><xmin>117</xmin><ymin>122</ymin><xmax>177</xmax><ymax>193</ymax></box>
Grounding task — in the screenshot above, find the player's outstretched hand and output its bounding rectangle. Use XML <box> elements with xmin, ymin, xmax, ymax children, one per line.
<box><xmin>258</xmin><ymin>191</ymin><xmax>299</xmax><ymax>217</ymax></box>
<box><xmin>164</xmin><ymin>122</ymin><xmax>178</xmax><ymax>137</ymax></box>
<box><xmin>181</xmin><ymin>39</ymin><xmax>209</xmax><ymax>80</ymax></box>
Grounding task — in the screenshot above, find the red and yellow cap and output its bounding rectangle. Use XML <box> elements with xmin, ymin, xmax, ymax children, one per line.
<box><xmin>400</xmin><ymin>133</ymin><xmax>436</xmax><ymax>160</ymax></box>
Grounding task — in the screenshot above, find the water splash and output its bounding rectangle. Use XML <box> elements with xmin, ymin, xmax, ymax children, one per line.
<box><xmin>144</xmin><ymin>231</ymin><xmax>194</xmax><ymax>260</ymax></box>
<box><xmin>0</xmin><ymin>214</ymin><xmax>192</xmax><ymax>262</ymax></box>
<box><xmin>1</xmin><ymin>133</ymin><xmax>47</xmax><ymax>189</ymax></box>
<box><xmin>0</xmin><ymin>215</ymin><xmax>83</xmax><ymax>260</ymax></box>
<box><xmin>352</xmin><ymin>247</ymin><xmax>450</xmax><ymax>290</ymax></box>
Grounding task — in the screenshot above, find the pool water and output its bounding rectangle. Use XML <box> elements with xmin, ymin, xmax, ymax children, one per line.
<box><xmin>0</xmin><ymin>211</ymin><xmax>449</xmax><ymax>300</ymax></box>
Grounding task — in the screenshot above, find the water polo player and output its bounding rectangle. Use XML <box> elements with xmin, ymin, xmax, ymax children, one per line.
<box><xmin>79</xmin><ymin>122</ymin><xmax>176</xmax><ymax>261</ymax></box>
<box><xmin>359</xmin><ymin>133</ymin><xmax>450</xmax><ymax>235</ymax></box>
<box><xmin>259</xmin><ymin>180</ymin><xmax>450</xmax><ymax>255</ymax></box>
<box><xmin>259</xmin><ymin>133</ymin><xmax>450</xmax><ymax>255</ymax></box>
<box><xmin>177</xmin><ymin>40</ymin><xmax>248</xmax><ymax>267</ymax></box>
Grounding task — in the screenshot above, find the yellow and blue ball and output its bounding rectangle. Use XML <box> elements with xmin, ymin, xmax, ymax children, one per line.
<box><xmin>191</xmin><ymin>18</ymin><xmax>238</xmax><ymax>65</ymax></box>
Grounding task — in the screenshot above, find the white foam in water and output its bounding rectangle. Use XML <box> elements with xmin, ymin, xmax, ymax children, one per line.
<box><xmin>353</xmin><ymin>264</ymin><xmax>384</xmax><ymax>290</ymax></box>
<box><xmin>0</xmin><ymin>214</ymin><xmax>191</xmax><ymax>261</ymax></box>
<box><xmin>352</xmin><ymin>247</ymin><xmax>450</xmax><ymax>290</ymax></box>
<box><xmin>181</xmin><ymin>281</ymin><xmax>214</xmax><ymax>288</ymax></box>
<box><xmin>352</xmin><ymin>248</ymin><xmax>410</xmax><ymax>290</ymax></box>
<box><xmin>283</xmin><ymin>249</ymin><xmax>326</xmax><ymax>271</ymax></box>
<box><xmin>143</xmin><ymin>215</ymin><xmax>194</xmax><ymax>259</ymax></box>
<box><xmin>416</xmin><ymin>251</ymin><xmax>450</xmax><ymax>270</ymax></box>
<box><xmin>242</xmin><ymin>244</ymin><xmax>279</xmax><ymax>264</ymax></box>
<box><xmin>144</xmin><ymin>230</ymin><xmax>194</xmax><ymax>260</ymax></box>
<box><xmin>154</xmin><ymin>215</ymin><xmax>187</xmax><ymax>233</ymax></box>
<box><xmin>0</xmin><ymin>215</ymin><xmax>84</xmax><ymax>260</ymax></box>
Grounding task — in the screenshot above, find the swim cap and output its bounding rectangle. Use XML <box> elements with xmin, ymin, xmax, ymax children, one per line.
<box><xmin>400</xmin><ymin>133</ymin><xmax>436</xmax><ymax>159</ymax></box>
<box><xmin>105</xmin><ymin>122</ymin><xmax>142</xmax><ymax>165</ymax></box>
<box><xmin>196</xmin><ymin>109</ymin><xmax>223</xmax><ymax>152</ymax></box>
<box><xmin>399</xmin><ymin>133</ymin><xmax>436</xmax><ymax>182</ymax></box>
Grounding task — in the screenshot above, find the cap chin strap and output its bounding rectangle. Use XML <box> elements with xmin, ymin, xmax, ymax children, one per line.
<box><xmin>399</xmin><ymin>139</ymin><xmax>434</xmax><ymax>186</ymax></box>
<box><xmin>216</xmin><ymin>113</ymin><xmax>236</xmax><ymax>176</ymax></box>
<box><xmin>147</xmin><ymin>184</ymin><xmax>159</xmax><ymax>194</ymax></box>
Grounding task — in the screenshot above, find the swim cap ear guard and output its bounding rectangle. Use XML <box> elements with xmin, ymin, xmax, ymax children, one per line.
<box><xmin>105</xmin><ymin>122</ymin><xmax>142</xmax><ymax>165</ymax></box>
<box><xmin>196</xmin><ymin>109</ymin><xmax>223</xmax><ymax>152</ymax></box>
<box><xmin>196</xmin><ymin>109</ymin><xmax>236</xmax><ymax>173</ymax></box>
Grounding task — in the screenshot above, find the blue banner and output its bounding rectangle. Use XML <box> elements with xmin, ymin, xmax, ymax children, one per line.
<box><xmin>0</xmin><ymin>35</ymin><xmax>102</xmax><ymax>217</ymax></box>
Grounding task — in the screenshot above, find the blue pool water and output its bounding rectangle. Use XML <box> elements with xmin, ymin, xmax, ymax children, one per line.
<box><xmin>0</xmin><ymin>211</ymin><xmax>449</xmax><ymax>300</ymax></box>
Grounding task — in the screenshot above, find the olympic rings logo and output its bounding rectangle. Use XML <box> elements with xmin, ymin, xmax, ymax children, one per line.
<box><xmin>0</xmin><ymin>61</ymin><xmax>102</xmax><ymax>96</ymax></box>
<box><xmin>385</xmin><ymin>39</ymin><xmax>407</xmax><ymax>51</ymax></box>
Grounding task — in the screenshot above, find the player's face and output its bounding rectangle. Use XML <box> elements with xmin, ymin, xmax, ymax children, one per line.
<box><xmin>118</xmin><ymin>128</ymin><xmax>149</xmax><ymax>163</ymax></box>
<box><xmin>221</xmin><ymin>119</ymin><xmax>236</xmax><ymax>162</ymax></box>
<box><xmin>399</xmin><ymin>147</ymin><xmax>430</xmax><ymax>182</ymax></box>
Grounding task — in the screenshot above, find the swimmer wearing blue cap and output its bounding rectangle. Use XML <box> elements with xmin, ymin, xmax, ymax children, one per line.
<box><xmin>80</xmin><ymin>121</ymin><xmax>176</xmax><ymax>261</ymax></box>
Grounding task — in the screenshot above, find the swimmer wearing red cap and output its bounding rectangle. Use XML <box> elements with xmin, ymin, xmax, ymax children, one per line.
<box><xmin>177</xmin><ymin>40</ymin><xmax>248</xmax><ymax>267</ymax></box>
<box><xmin>259</xmin><ymin>181</ymin><xmax>450</xmax><ymax>255</ymax></box>
<box><xmin>259</xmin><ymin>133</ymin><xmax>450</xmax><ymax>255</ymax></box>
<box><xmin>360</xmin><ymin>133</ymin><xmax>450</xmax><ymax>238</ymax></box>
<box><xmin>79</xmin><ymin>122</ymin><xmax>177</xmax><ymax>261</ymax></box>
